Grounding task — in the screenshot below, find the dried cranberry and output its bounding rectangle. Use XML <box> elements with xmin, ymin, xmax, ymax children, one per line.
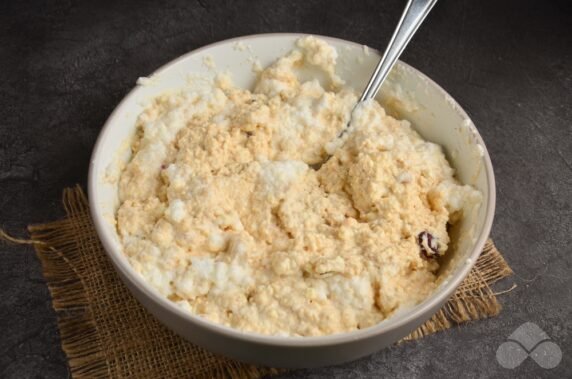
<box><xmin>418</xmin><ymin>231</ymin><xmax>440</xmax><ymax>259</ymax></box>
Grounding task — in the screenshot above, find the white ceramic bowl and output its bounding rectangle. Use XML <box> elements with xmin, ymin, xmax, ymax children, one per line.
<box><xmin>89</xmin><ymin>33</ymin><xmax>495</xmax><ymax>368</ymax></box>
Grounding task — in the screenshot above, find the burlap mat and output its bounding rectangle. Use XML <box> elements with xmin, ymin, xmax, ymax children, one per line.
<box><xmin>9</xmin><ymin>186</ymin><xmax>513</xmax><ymax>378</ymax></box>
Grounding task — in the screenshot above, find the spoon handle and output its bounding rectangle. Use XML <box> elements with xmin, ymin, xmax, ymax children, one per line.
<box><xmin>359</xmin><ymin>0</ymin><xmax>439</xmax><ymax>102</ymax></box>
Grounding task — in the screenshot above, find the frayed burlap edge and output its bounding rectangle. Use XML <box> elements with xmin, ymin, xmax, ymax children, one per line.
<box><xmin>2</xmin><ymin>186</ymin><xmax>513</xmax><ymax>378</ymax></box>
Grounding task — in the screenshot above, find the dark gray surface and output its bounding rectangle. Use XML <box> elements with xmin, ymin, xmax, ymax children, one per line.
<box><xmin>0</xmin><ymin>0</ymin><xmax>570</xmax><ymax>378</ymax></box>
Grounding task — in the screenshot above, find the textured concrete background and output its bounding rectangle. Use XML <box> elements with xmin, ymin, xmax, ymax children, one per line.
<box><xmin>0</xmin><ymin>0</ymin><xmax>571</xmax><ymax>377</ymax></box>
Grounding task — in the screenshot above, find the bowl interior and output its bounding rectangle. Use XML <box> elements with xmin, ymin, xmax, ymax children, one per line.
<box><xmin>89</xmin><ymin>33</ymin><xmax>494</xmax><ymax>342</ymax></box>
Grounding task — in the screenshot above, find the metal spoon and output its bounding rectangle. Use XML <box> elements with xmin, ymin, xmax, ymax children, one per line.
<box><xmin>312</xmin><ymin>0</ymin><xmax>438</xmax><ymax>169</ymax></box>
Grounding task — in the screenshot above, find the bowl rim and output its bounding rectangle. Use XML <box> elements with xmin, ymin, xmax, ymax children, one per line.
<box><xmin>88</xmin><ymin>32</ymin><xmax>496</xmax><ymax>347</ymax></box>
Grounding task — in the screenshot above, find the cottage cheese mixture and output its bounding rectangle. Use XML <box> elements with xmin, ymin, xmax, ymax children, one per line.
<box><xmin>117</xmin><ymin>37</ymin><xmax>481</xmax><ymax>336</ymax></box>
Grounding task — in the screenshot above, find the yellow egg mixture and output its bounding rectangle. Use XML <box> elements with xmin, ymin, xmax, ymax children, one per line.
<box><xmin>117</xmin><ymin>37</ymin><xmax>481</xmax><ymax>336</ymax></box>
